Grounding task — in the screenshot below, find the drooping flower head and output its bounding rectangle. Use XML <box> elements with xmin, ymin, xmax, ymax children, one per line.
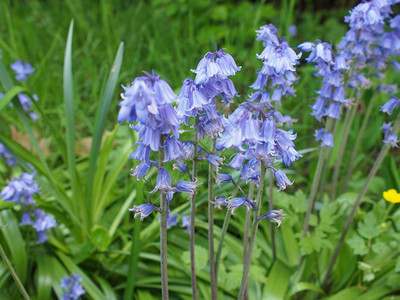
<box><xmin>60</xmin><ymin>273</ymin><xmax>86</xmax><ymax>300</ymax></box>
<box><xmin>10</xmin><ymin>60</ymin><xmax>35</xmax><ymax>81</ymax></box>
<box><xmin>0</xmin><ymin>143</ymin><xmax>17</xmax><ymax>166</ymax></box>
<box><xmin>258</xmin><ymin>209</ymin><xmax>286</xmax><ymax>227</ymax></box>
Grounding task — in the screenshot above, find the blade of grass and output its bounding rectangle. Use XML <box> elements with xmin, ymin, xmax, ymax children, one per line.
<box><xmin>63</xmin><ymin>20</ymin><xmax>85</xmax><ymax>229</ymax></box>
<box><xmin>87</xmin><ymin>42</ymin><xmax>124</xmax><ymax>221</ymax></box>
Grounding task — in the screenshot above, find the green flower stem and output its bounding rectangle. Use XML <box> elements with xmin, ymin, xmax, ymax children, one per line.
<box><xmin>242</xmin><ymin>182</ymin><xmax>255</xmax><ymax>300</ymax></box>
<box><xmin>159</xmin><ymin>136</ymin><xmax>169</xmax><ymax>300</ymax></box>
<box><xmin>123</xmin><ymin>179</ymin><xmax>144</xmax><ymax>300</ymax></box>
<box><xmin>190</xmin><ymin>117</ymin><xmax>199</xmax><ymax>300</ymax></box>
<box><xmin>0</xmin><ymin>241</ymin><xmax>31</xmax><ymax>300</ymax></box>
<box><xmin>317</xmin><ymin>119</ymin><xmax>338</xmax><ymax>200</ymax></box>
<box><xmin>215</xmin><ymin>186</ymin><xmax>239</xmax><ymax>278</ymax></box>
<box><xmin>268</xmin><ymin>171</ymin><xmax>276</xmax><ymax>262</ymax></box>
<box><xmin>238</xmin><ymin>163</ymin><xmax>267</xmax><ymax>300</ymax></box>
<box><xmin>302</xmin><ymin>118</ymin><xmax>334</xmax><ymax>239</ymax></box>
<box><xmin>342</xmin><ymin>95</ymin><xmax>376</xmax><ymax>193</ymax></box>
<box><xmin>322</xmin><ymin>116</ymin><xmax>400</xmax><ymax>289</ymax></box>
<box><xmin>330</xmin><ymin>98</ymin><xmax>360</xmax><ymax>200</ymax></box>
<box><xmin>208</xmin><ymin>138</ymin><xmax>218</xmax><ymax>300</ymax></box>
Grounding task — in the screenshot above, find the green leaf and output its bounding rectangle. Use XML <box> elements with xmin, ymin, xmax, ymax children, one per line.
<box><xmin>90</xmin><ymin>225</ymin><xmax>111</xmax><ymax>251</ymax></box>
<box><xmin>288</xmin><ymin>282</ymin><xmax>325</xmax><ymax>298</ymax></box>
<box><xmin>262</xmin><ymin>260</ymin><xmax>291</xmax><ymax>300</ymax></box>
<box><xmin>371</xmin><ymin>241</ymin><xmax>389</xmax><ymax>255</ymax></box>
<box><xmin>358</xmin><ymin>213</ymin><xmax>380</xmax><ymax>239</ymax></box>
<box><xmin>224</xmin><ymin>265</ymin><xmax>243</xmax><ymax>290</ymax></box>
<box><xmin>347</xmin><ymin>235</ymin><xmax>369</xmax><ymax>255</ymax></box>
<box><xmin>181</xmin><ymin>246</ymin><xmax>208</xmax><ymax>271</ymax></box>
<box><xmin>323</xmin><ymin>286</ymin><xmax>363</xmax><ymax>300</ymax></box>
<box><xmin>395</xmin><ymin>256</ymin><xmax>400</xmax><ymax>272</ymax></box>
<box><xmin>63</xmin><ymin>19</ymin><xmax>85</xmax><ymax>225</ymax></box>
<box><xmin>87</xmin><ymin>42</ymin><xmax>124</xmax><ymax>210</ymax></box>
<box><xmin>0</xmin><ymin>86</ymin><xmax>25</xmax><ymax>112</ymax></box>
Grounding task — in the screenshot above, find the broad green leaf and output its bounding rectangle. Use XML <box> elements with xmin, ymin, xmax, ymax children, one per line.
<box><xmin>0</xmin><ymin>86</ymin><xmax>25</xmax><ymax>112</ymax></box>
<box><xmin>358</xmin><ymin>213</ymin><xmax>380</xmax><ymax>239</ymax></box>
<box><xmin>322</xmin><ymin>286</ymin><xmax>362</xmax><ymax>300</ymax></box>
<box><xmin>223</xmin><ymin>264</ymin><xmax>243</xmax><ymax>290</ymax></box>
<box><xmin>371</xmin><ymin>241</ymin><xmax>389</xmax><ymax>254</ymax></box>
<box><xmin>90</xmin><ymin>225</ymin><xmax>111</xmax><ymax>251</ymax></box>
<box><xmin>347</xmin><ymin>235</ymin><xmax>369</xmax><ymax>255</ymax></box>
<box><xmin>288</xmin><ymin>282</ymin><xmax>325</xmax><ymax>298</ymax></box>
<box><xmin>87</xmin><ymin>42</ymin><xmax>124</xmax><ymax>208</ymax></box>
<box><xmin>181</xmin><ymin>245</ymin><xmax>208</xmax><ymax>271</ymax></box>
<box><xmin>262</xmin><ymin>260</ymin><xmax>291</xmax><ymax>300</ymax></box>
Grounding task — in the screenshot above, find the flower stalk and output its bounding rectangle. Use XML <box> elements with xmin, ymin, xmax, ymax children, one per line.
<box><xmin>322</xmin><ymin>116</ymin><xmax>400</xmax><ymax>289</ymax></box>
<box><xmin>0</xmin><ymin>241</ymin><xmax>31</xmax><ymax>300</ymax></box>
<box><xmin>190</xmin><ymin>117</ymin><xmax>199</xmax><ymax>300</ymax></box>
<box><xmin>159</xmin><ymin>136</ymin><xmax>169</xmax><ymax>300</ymax></box>
<box><xmin>238</xmin><ymin>163</ymin><xmax>267</xmax><ymax>300</ymax></box>
<box><xmin>208</xmin><ymin>138</ymin><xmax>218</xmax><ymax>300</ymax></box>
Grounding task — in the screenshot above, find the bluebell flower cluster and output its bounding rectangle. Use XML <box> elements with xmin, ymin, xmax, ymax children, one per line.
<box><xmin>298</xmin><ymin>40</ymin><xmax>350</xmax><ymax>147</ymax></box>
<box><xmin>10</xmin><ymin>60</ymin><xmax>35</xmax><ymax>81</ymax></box>
<box><xmin>177</xmin><ymin>48</ymin><xmax>241</xmax><ymax>144</ymax></box>
<box><xmin>60</xmin><ymin>273</ymin><xmax>86</xmax><ymax>300</ymax></box>
<box><xmin>218</xmin><ymin>25</ymin><xmax>301</xmax><ymax>194</ymax></box>
<box><xmin>0</xmin><ymin>60</ymin><xmax>39</xmax><ymax>120</ymax></box>
<box><xmin>119</xmin><ymin>71</ymin><xmax>205</xmax><ymax>221</ymax></box>
<box><xmin>0</xmin><ymin>172</ymin><xmax>56</xmax><ymax>243</ymax></box>
<box><xmin>0</xmin><ymin>143</ymin><xmax>17</xmax><ymax>166</ymax></box>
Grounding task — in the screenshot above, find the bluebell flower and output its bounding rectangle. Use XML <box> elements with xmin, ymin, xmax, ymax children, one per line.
<box><xmin>0</xmin><ymin>143</ymin><xmax>17</xmax><ymax>166</ymax></box>
<box><xmin>274</xmin><ymin>169</ymin><xmax>293</xmax><ymax>191</ymax></box>
<box><xmin>258</xmin><ymin>209</ymin><xmax>286</xmax><ymax>227</ymax></box>
<box><xmin>226</xmin><ymin>197</ymin><xmax>256</xmax><ymax>215</ymax></box>
<box><xmin>173</xmin><ymin>161</ymin><xmax>189</xmax><ymax>173</ymax></box>
<box><xmin>129</xmin><ymin>203</ymin><xmax>155</xmax><ymax>221</ymax></box>
<box><xmin>381</xmin><ymin>97</ymin><xmax>399</xmax><ymax>115</ymax></box>
<box><xmin>255</xmin><ymin>24</ymin><xmax>280</xmax><ymax>46</ymax></box>
<box><xmin>10</xmin><ymin>60</ymin><xmax>35</xmax><ymax>81</ymax></box>
<box><xmin>192</xmin><ymin>48</ymin><xmax>241</xmax><ymax>86</ymax></box>
<box><xmin>20</xmin><ymin>211</ymin><xmax>32</xmax><ymax>226</ymax></box>
<box><xmin>60</xmin><ymin>273</ymin><xmax>86</xmax><ymax>300</ymax></box>
<box><xmin>216</xmin><ymin>173</ymin><xmax>232</xmax><ymax>185</ymax></box>
<box><xmin>321</xmin><ymin>132</ymin><xmax>334</xmax><ymax>148</ymax></box>
<box><xmin>32</xmin><ymin>209</ymin><xmax>57</xmax><ymax>243</ymax></box>
<box><xmin>150</xmin><ymin>168</ymin><xmax>175</xmax><ymax>193</ymax></box>
<box><xmin>383</xmin><ymin>132</ymin><xmax>399</xmax><ymax>148</ymax></box>
<box><xmin>288</xmin><ymin>24</ymin><xmax>297</xmax><ymax>37</ymax></box>
<box><xmin>1</xmin><ymin>172</ymin><xmax>40</xmax><ymax>205</ymax></box>
<box><xmin>210</xmin><ymin>196</ymin><xmax>227</xmax><ymax>209</ymax></box>
<box><xmin>176</xmin><ymin>180</ymin><xmax>199</xmax><ymax>194</ymax></box>
<box><xmin>164</xmin><ymin>137</ymin><xmax>185</xmax><ymax>162</ymax></box>
<box><xmin>181</xmin><ymin>215</ymin><xmax>191</xmax><ymax>232</ymax></box>
<box><xmin>130</xmin><ymin>162</ymin><xmax>151</xmax><ymax>180</ymax></box>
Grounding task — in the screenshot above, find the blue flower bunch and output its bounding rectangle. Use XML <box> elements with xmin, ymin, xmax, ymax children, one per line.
<box><xmin>60</xmin><ymin>273</ymin><xmax>86</xmax><ymax>300</ymax></box>
<box><xmin>299</xmin><ymin>0</ymin><xmax>400</xmax><ymax>147</ymax></box>
<box><xmin>215</xmin><ymin>25</ymin><xmax>301</xmax><ymax>217</ymax></box>
<box><xmin>0</xmin><ymin>59</ymin><xmax>39</xmax><ymax>120</ymax></box>
<box><xmin>0</xmin><ymin>143</ymin><xmax>17</xmax><ymax>166</ymax></box>
<box><xmin>0</xmin><ymin>172</ymin><xmax>57</xmax><ymax>243</ymax></box>
<box><xmin>118</xmin><ymin>70</ymin><xmax>201</xmax><ymax>221</ymax></box>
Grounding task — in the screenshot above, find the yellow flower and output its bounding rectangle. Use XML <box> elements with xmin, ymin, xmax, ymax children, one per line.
<box><xmin>383</xmin><ymin>189</ymin><xmax>400</xmax><ymax>204</ymax></box>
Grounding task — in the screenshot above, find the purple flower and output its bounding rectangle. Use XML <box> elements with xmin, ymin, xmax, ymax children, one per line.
<box><xmin>274</xmin><ymin>169</ymin><xmax>293</xmax><ymax>191</ymax></box>
<box><xmin>226</xmin><ymin>197</ymin><xmax>255</xmax><ymax>215</ymax></box>
<box><xmin>192</xmin><ymin>48</ymin><xmax>241</xmax><ymax>85</ymax></box>
<box><xmin>216</xmin><ymin>173</ymin><xmax>232</xmax><ymax>185</ymax></box>
<box><xmin>166</xmin><ymin>213</ymin><xmax>178</xmax><ymax>229</ymax></box>
<box><xmin>176</xmin><ymin>180</ymin><xmax>199</xmax><ymax>195</ymax></box>
<box><xmin>258</xmin><ymin>209</ymin><xmax>286</xmax><ymax>227</ymax></box>
<box><xmin>210</xmin><ymin>196</ymin><xmax>227</xmax><ymax>209</ymax></box>
<box><xmin>150</xmin><ymin>168</ymin><xmax>174</xmax><ymax>193</ymax></box>
<box><xmin>60</xmin><ymin>273</ymin><xmax>86</xmax><ymax>300</ymax></box>
<box><xmin>130</xmin><ymin>162</ymin><xmax>151</xmax><ymax>179</ymax></box>
<box><xmin>381</xmin><ymin>97</ymin><xmax>399</xmax><ymax>115</ymax></box>
<box><xmin>383</xmin><ymin>132</ymin><xmax>399</xmax><ymax>148</ymax></box>
<box><xmin>1</xmin><ymin>172</ymin><xmax>40</xmax><ymax>205</ymax></box>
<box><xmin>0</xmin><ymin>143</ymin><xmax>17</xmax><ymax>166</ymax></box>
<box><xmin>129</xmin><ymin>203</ymin><xmax>155</xmax><ymax>221</ymax></box>
<box><xmin>181</xmin><ymin>215</ymin><xmax>191</xmax><ymax>232</ymax></box>
<box><xmin>10</xmin><ymin>60</ymin><xmax>35</xmax><ymax>81</ymax></box>
<box><xmin>32</xmin><ymin>209</ymin><xmax>57</xmax><ymax>243</ymax></box>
